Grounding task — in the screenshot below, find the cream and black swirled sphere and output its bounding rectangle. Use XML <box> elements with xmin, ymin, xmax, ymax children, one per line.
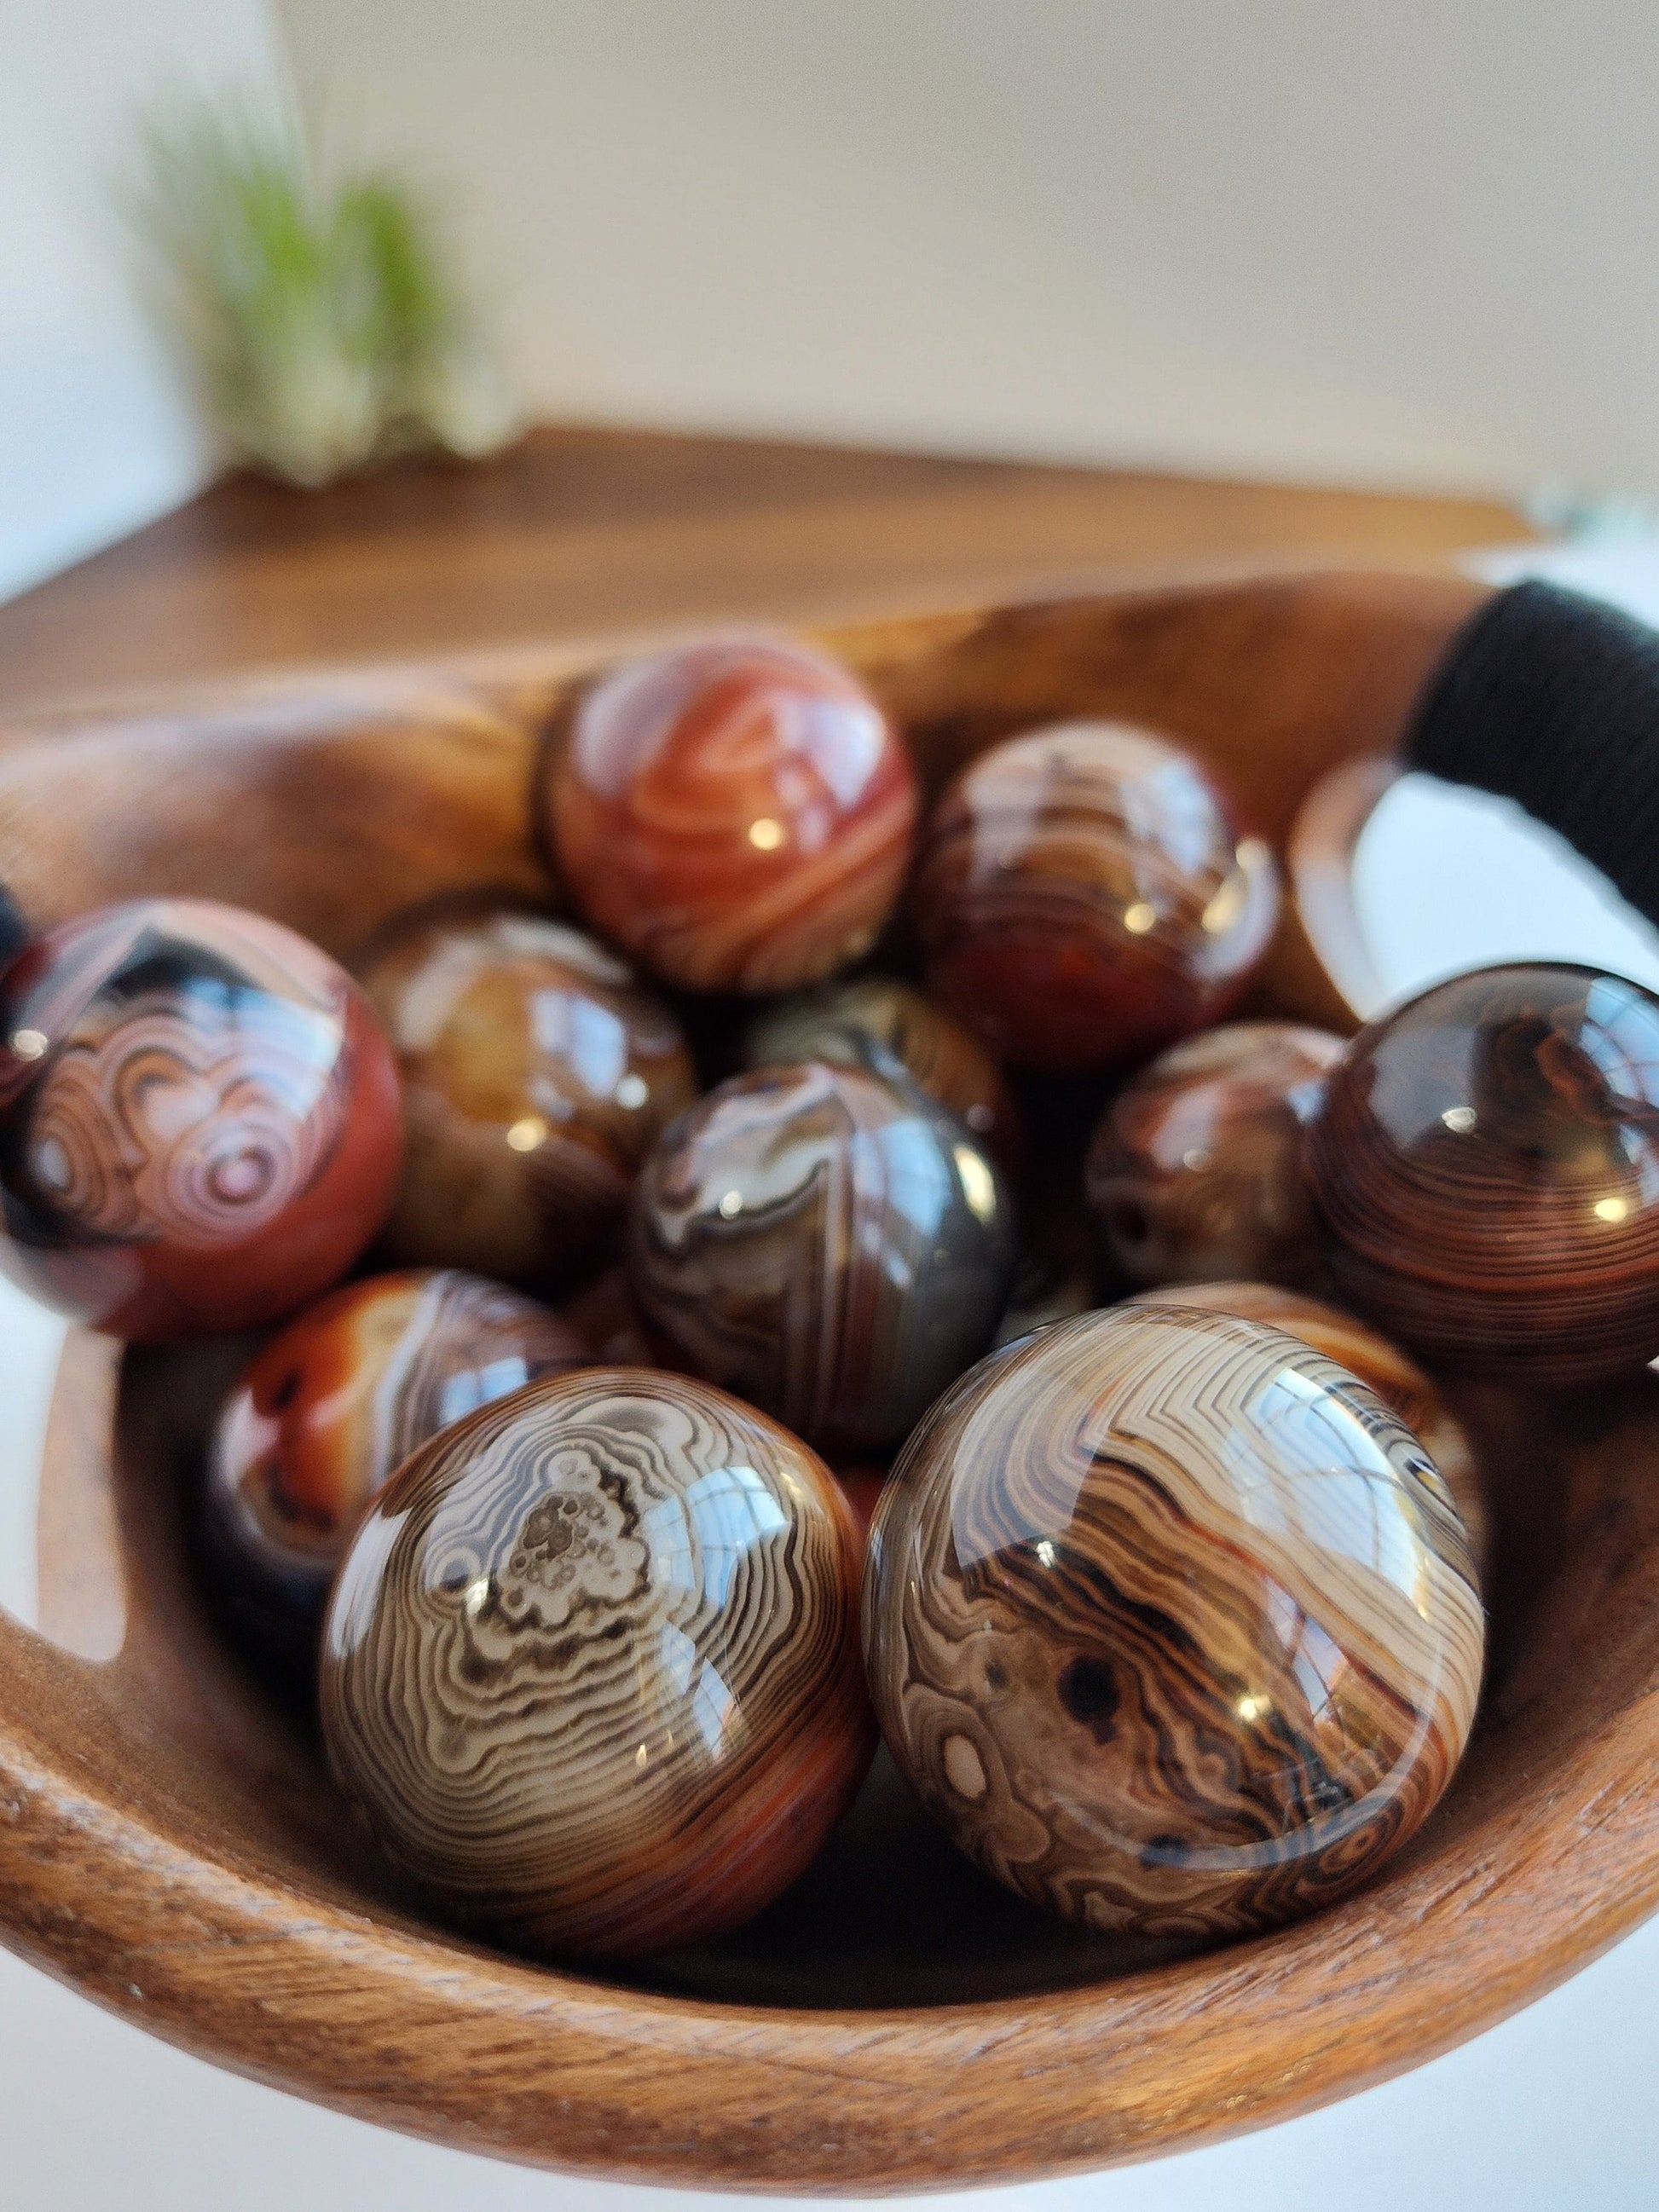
<box><xmin>320</xmin><ymin>1368</ymin><xmax>874</xmax><ymax>1958</ymax></box>
<box><xmin>627</xmin><ymin>1060</ymin><xmax>1017</xmax><ymax>1453</ymax></box>
<box><xmin>863</xmin><ymin>1303</ymin><xmax>1484</xmax><ymax>1940</ymax></box>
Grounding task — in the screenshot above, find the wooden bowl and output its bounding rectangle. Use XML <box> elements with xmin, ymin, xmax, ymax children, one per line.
<box><xmin>4</xmin><ymin>569</ymin><xmax>1659</xmax><ymax>2192</ymax></box>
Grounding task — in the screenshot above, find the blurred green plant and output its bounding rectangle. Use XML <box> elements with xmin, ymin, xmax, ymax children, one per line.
<box><xmin>130</xmin><ymin>97</ymin><xmax>521</xmax><ymax>487</ymax></box>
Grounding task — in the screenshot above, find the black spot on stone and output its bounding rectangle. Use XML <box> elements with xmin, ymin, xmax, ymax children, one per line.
<box><xmin>1059</xmin><ymin>1655</ymin><xmax>1118</xmax><ymax>1740</ymax></box>
<box><xmin>985</xmin><ymin>1659</ymin><xmax>1009</xmax><ymax>1693</ymax></box>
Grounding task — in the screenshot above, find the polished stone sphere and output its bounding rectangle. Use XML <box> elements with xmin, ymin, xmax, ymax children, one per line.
<box><xmin>1087</xmin><ymin>1021</ymin><xmax>1345</xmax><ymax>1292</ymax></box>
<box><xmin>320</xmin><ymin>1368</ymin><xmax>874</xmax><ymax>1957</ymax></box>
<box><xmin>551</xmin><ymin>636</ymin><xmax>919</xmax><ymax>993</ymax></box>
<box><xmin>205</xmin><ymin>1268</ymin><xmax>589</xmax><ymax>1660</ymax></box>
<box><xmin>912</xmin><ymin>721</ymin><xmax>1280</xmax><ymax>1071</ymax></box>
<box><xmin>0</xmin><ymin>898</ymin><xmax>401</xmax><ymax>1339</ymax></box>
<box><xmin>745</xmin><ymin>975</ymin><xmax>1020</xmax><ymax>1173</ymax></box>
<box><xmin>1307</xmin><ymin>962</ymin><xmax>1659</xmax><ymax>1382</ymax></box>
<box><xmin>628</xmin><ymin>1060</ymin><xmax>1017</xmax><ymax>1453</ymax></box>
<box><xmin>864</xmin><ymin>1303</ymin><xmax>1484</xmax><ymax>1938</ymax></box>
<box><xmin>358</xmin><ymin>906</ymin><xmax>697</xmax><ymax>1293</ymax></box>
<box><xmin>1139</xmin><ymin>1280</ymin><xmax>1488</xmax><ymax>1588</ymax></box>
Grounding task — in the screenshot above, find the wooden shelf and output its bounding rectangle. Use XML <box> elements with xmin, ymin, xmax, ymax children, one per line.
<box><xmin>0</xmin><ymin>424</ymin><xmax>1526</xmax><ymax>712</ymax></box>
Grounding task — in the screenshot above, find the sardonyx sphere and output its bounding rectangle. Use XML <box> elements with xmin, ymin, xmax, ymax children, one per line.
<box><xmin>745</xmin><ymin>974</ymin><xmax>1021</xmax><ymax>1174</ymax></box>
<box><xmin>0</xmin><ymin>898</ymin><xmax>401</xmax><ymax>1339</ymax></box>
<box><xmin>205</xmin><ymin>1268</ymin><xmax>589</xmax><ymax>1659</ymax></box>
<box><xmin>863</xmin><ymin>1304</ymin><xmax>1484</xmax><ymax>1938</ymax></box>
<box><xmin>551</xmin><ymin>636</ymin><xmax>919</xmax><ymax>992</ymax></box>
<box><xmin>1306</xmin><ymin>963</ymin><xmax>1659</xmax><ymax>1382</ymax></box>
<box><xmin>358</xmin><ymin>908</ymin><xmax>696</xmax><ymax>1293</ymax></box>
<box><xmin>320</xmin><ymin>1369</ymin><xmax>875</xmax><ymax>1957</ymax></box>
<box><xmin>1139</xmin><ymin>1281</ymin><xmax>1489</xmax><ymax>1591</ymax></box>
<box><xmin>1086</xmin><ymin>1021</ymin><xmax>1345</xmax><ymax>1291</ymax></box>
<box><xmin>913</xmin><ymin>722</ymin><xmax>1280</xmax><ymax>1071</ymax></box>
<box><xmin>628</xmin><ymin>1060</ymin><xmax>1017</xmax><ymax>1453</ymax></box>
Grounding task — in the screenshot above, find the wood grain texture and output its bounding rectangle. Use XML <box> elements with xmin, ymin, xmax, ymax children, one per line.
<box><xmin>0</xmin><ymin>424</ymin><xmax>1526</xmax><ymax>716</ymax></box>
<box><xmin>864</xmin><ymin>1304</ymin><xmax>1483</xmax><ymax>1937</ymax></box>
<box><xmin>13</xmin><ymin>568</ymin><xmax>1659</xmax><ymax>2192</ymax></box>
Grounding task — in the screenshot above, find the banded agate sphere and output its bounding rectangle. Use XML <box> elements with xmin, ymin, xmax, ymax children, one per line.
<box><xmin>1307</xmin><ymin>963</ymin><xmax>1659</xmax><ymax>1382</ymax></box>
<box><xmin>0</xmin><ymin>898</ymin><xmax>401</xmax><ymax>1340</ymax></box>
<box><xmin>1087</xmin><ymin>1021</ymin><xmax>1345</xmax><ymax>1291</ymax></box>
<box><xmin>745</xmin><ymin>974</ymin><xmax>1021</xmax><ymax>1174</ymax></box>
<box><xmin>1140</xmin><ymin>1280</ymin><xmax>1488</xmax><ymax>1588</ymax></box>
<box><xmin>864</xmin><ymin>1303</ymin><xmax>1484</xmax><ymax>1938</ymax></box>
<box><xmin>551</xmin><ymin>637</ymin><xmax>919</xmax><ymax>993</ymax></box>
<box><xmin>628</xmin><ymin>1060</ymin><xmax>1017</xmax><ymax>1453</ymax></box>
<box><xmin>320</xmin><ymin>1369</ymin><xmax>874</xmax><ymax>1957</ymax></box>
<box><xmin>359</xmin><ymin>908</ymin><xmax>697</xmax><ymax>1293</ymax></box>
<box><xmin>205</xmin><ymin>1268</ymin><xmax>589</xmax><ymax>1658</ymax></box>
<box><xmin>913</xmin><ymin>722</ymin><xmax>1280</xmax><ymax>1071</ymax></box>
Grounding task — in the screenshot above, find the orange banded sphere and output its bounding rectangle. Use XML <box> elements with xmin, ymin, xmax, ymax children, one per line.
<box><xmin>551</xmin><ymin>637</ymin><xmax>919</xmax><ymax>994</ymax></box>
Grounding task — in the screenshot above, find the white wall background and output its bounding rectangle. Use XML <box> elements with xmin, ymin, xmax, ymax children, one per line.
<box><xmin>0</xmin><ymin>0</ymin><xmax>289</xmax><ymax>602</ymax></box>
<box><xmin>274</xmin><ymin>0</ymin><xmax>1659</xmax><ymax>499</ymax></box>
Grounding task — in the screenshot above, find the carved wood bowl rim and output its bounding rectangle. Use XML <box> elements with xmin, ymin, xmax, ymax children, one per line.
<box><xmin>3</xmin><ymin>567</ymin><xmax>1656</xmax><ymax>2192</ymax></box>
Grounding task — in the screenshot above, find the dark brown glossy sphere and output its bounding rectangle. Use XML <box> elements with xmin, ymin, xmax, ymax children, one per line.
<box><xmin>864</xmin><ymin>1304</ymin><xmax>1484</xmax><ymax>1938</ymax></box>
<box><xmin>628</xmin><ymin>1060</ymin><xmax>1017</xmax><ymax>1453</ymax></box>
<box><xmin>204</xmin><ymin>1268</ymin><xmax>589</xmax><ymax>1660</ymax></box>
<box><xmin>1141</xmin><ymin>1280</ymin><xmax>1488</xmax><ymax>1588</ymax></box>
<box><xmin>912</xmin><ymin>721</ymin><xmax>1280</xmax><ymax>1071</ymax></box>
<box><xmin>0</xmin><ymin>898</ymin><xmax>402</xmax><ymax>1340</ymax></box>
<box><xmin>745</xmin><ymin>976</ymin><xmax>1021</xmax><ymax>1172</ymax></box>
<box><xmin>358</xmin><ymin>908</ymin><xmax>697</xmax><ymax>1293</ymax></box>
<box><xmin>320</xmin><ymin>1368</ymin><xmax>875</xmax><ymax>1958</ymax></box>
<box><xmin>1307</xmin><ymin>963</ymin><xmax>1659</xmax><ymax>1382</ymax></box>
<box><xmin>1087</xmin><ymin>1022</ymin><xmax>1345</xmax><ymax>1291</ymax></box>
<box><xmin>551</xmin><ymin>637</ymin><xmax>920</xmax><ymax>993</ymax></box>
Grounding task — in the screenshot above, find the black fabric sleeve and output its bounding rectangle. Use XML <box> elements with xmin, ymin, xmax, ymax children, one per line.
<box><xmin>1403</xmin><ymin>579</ymin><xmax>1659</xmax><ymax>929</ymax></box>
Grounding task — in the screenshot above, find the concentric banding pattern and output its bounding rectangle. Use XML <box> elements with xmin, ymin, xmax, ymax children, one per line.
<box><xmin>552</xmin><ymin>637</ymin><xmax>919</xmax><ymax>994</ymax></box>
<box><xmin>1086</xmin><ymin>1020</ymin><xmax>1345</xmax><ymax>1291</ymax></box>
<box><xmin>913</xmin><ymin>721</ymin><xmax>1281</xmax><ymax>1071</ymax></box>
<box><xmin>864</xmin><ymin>1304</ymin><xmax>1483</xmax><ymax>1938</ymax></box>
<box><xmin>320</xmin><ymin>1369</ymin><xmax>874</xmax><ymax>1957</ymax></box>
<box><xmin>205</xmin><ymin>1268</ymin><xmax>591</xmax><ymax>1645</ymax></box>
<box><xmin>0</xmin><ymin>898</ymin><xmax>401</xmax><ymax>1337</ymax></box>
<box><xmin>628</xmin><ymin>1060</ymin><xmax>1017</xmax><ymax>1452</ymax></box>
<box><xmin>1306</xmin><ymin>963</ymin><xmax>1659</xmax><ymax>1380</ymax></box>
<box><xmin>1141</xmin><ymin>1280</ymin><xmax>1489</xmax><ymax>1588</ymax></box>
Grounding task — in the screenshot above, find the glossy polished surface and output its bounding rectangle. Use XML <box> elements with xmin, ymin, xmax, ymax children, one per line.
<box><xmin>205</xmin><ymin>1268</ymin><xmax>589</xmax><ymax>1657</ymax></box>
<box><xmin>552</xmin><ymin>636</ymin><xmax>919</xmax><ymax>994</ymax></box>
<box><xmin>629</xmin><ymin>1060</ymin><xmax>1016</xmax><ymax>1452</ymax></box>
<box><xmin>913</xmin><ymin>720</ymin><xmax>1280</xmax><ymax>1071</ymax></box>
<box><xmin>1087</xmin><ymin>1021</ymin><xmax>1345</xmax><ymax>1291</ymax></box>
<box><xmin>1307</xmin><ymin>963</ymin><xmax>1659</xmax><ymax>1382</ymax></box>
<box><xmin>359</xmin><ymin>908</ymin><xmax>696</xmax><ymax>1292</ymax></box>
<box><xmin>864</xmin><ymin>1303</ymin><xmax>1484</xmax><ymax>1938</ymax></box>
<box><xmin>0</xmin><ymin>898</ymin><xmax>400</xmax><ymax>1340</ymax></box>
<box><xmin>1143</xmin><ymin>1280</ymin><xmax>1488</xmax><ymax>1586</ymax></box>
<box><xmin>320</xmin><ymin>1368</ymin><xmax>874</xmax><ymax>1957</ymax></box>
<box><xmin>745</xmin><ymin>975</ymin><xmax>1020</xmax><ymax>1171</ymax></box>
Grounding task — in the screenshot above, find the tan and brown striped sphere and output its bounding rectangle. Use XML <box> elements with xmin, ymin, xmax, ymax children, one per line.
<box><xmin>1306</xmin><ymin>963</ymin><xmax>1659</xmax><ymax>1382</ymax></box>
<box><xmin>1137</xmin><ymin>1281</ymin><xmax>1489</xmax><ymax>1589</ymax></box>
<box><xmin>912</xmin><ymin>721</ymin><xmax>1280</xmax><ymax>1071</ymax></box>
<box><xmin>320</xmin><ymin>1368</ymin><xmax>874</xmax><ymax>1959</ymax></box>
<box><xmin>864</xmin><ymin>1303</ymin><xmax>1484</xmax><ymax>1940</ymax></box>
